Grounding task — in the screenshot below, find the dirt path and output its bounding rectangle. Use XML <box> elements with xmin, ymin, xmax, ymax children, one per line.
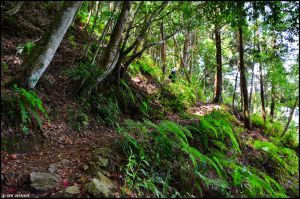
<box><xmin>1</xmin><ymin>123</ymin><xmax>118</xmax><ymax>197</ymax></box>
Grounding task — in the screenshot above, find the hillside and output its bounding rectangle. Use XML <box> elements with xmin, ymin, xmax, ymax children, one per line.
<box><xmin>1</xmin><ymin>1</ymin><xmax>299</xmax><ymax>198</ymax></box>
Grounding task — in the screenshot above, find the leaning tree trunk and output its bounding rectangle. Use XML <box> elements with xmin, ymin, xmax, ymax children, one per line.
<box><xmin>213</xmin><ymin>25</ymin><xmax>222</xmax><ymax>103</ymax></box>
<box><xmin>94</xmin><ymin>1</ymin><xmax>131</xmax><ymax>84</ymax></box>
<box><xmin>160</xmin><ymin>21</ymin><xmax>167</xmax><ymax>76</ymax></box>
<box><xmin>281</xmin><ymin>94</ymin><xmax>299</xmax><ymax>137</ymax></box>
<box><xmin>8</xmin><ymin>1</ymin><xmax>82</xmax><ymax>89</ymax></box>
<box><xmin>238</xmin><ymin>25</ymin><xmax>251</xmax><ymax>129</ymax></box>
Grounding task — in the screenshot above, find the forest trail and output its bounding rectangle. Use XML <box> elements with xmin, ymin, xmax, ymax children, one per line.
<box><xmin>1</xmin><ymin>72</ymin><xmax>227</xmax><ymax>197</ymax></box>
<box><xmin>1</xmin><ymin>2</ymin><xmax>298</xmax><ymax>198</ymax></box>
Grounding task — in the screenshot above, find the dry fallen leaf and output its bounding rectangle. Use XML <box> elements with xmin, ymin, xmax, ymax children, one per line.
<box><xmin>10</xmin><ymin>154</ymin><xmax>17</xmax><ymax>160</ymax></box>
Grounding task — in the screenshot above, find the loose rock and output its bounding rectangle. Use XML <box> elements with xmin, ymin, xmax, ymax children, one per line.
<box><xmin>30</xmin><ymin>172</ymin><xmax>60</xmax><ymax>191</ymax></box>
<box><xmin>65</xmin><ymin>185</ymin><xmax>81</xmax><ymax>195</ymax></box>
<box><xmin>48</xmin><ymin>164</ymin><xmax>57</xmax><ymax>174</ymax></box>
<box><xmin>61</xmin><ymin>159</ymin><xmax>70</xmax><ymax>167</ymax></box>
<box><xmin>86</xmin><ymin>178</ymin><xmax>113</xmax><ymax>198</ymax></box>
<box><xmin>96</xmin><ymin>171</ymin><xmax>116</xmax><ymax>191</ymax></box>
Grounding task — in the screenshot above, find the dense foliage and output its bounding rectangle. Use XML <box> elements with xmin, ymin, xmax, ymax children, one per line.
<box><xmin>1</xmin><ymin>1</ymin><xmax>298</xmax><ymax>198</ymax></box>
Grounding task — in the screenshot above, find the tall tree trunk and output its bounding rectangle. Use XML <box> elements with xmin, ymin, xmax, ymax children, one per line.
<box><xmin>238</xmin><ymin>26</ymin><xmax>251</xmax><ymax>129</ymax></box>
<box><xmin>85</xmin><ymin>1</ymin><xmax>101</xmax><ymax>58</ymax></box>
<box><xmin>239</xmin><ymin>69</ymin><xmax>244</xmax><ymax>112</ymax></box>
<box><xmin>281</xmin><ymin>94</ymin><xmax>299</xmax><ymax>137</ymax></box>
<box><xmin>173</xmin><ymin>36</ymin><xmax>191</xmax><ymax>83</ymax></box>
<box><xmin>182</xmin><ymin>30</ymin><xmax>191</xmax><ymax>71</ymax></box>
<box><xmin>203</xmin><ymin>60</ymin><xmax>207</xmax><ymax>98</ymax></box>
<box><xmin>213</xmin><ymin>25</ymin><xmax>222</xmax><ymax>103</ymax></box>
<box><xmin>258</xmin><ymin>61</ymin><xmax>266</xmax><ymax>122</ymax></box>
<box><xmin>8</xmin><ymin>1</ymin><xmax>82</xmax><ymax>89</ymax></box>
<box><xmin>232</xmin><ymin>72</ymin><xmax>239</xmax><ymax>108</ymax></box>
<box><xmin>270</xmin><ymin>83</ymin><xmax>275</xmax><ymax>122</ymax></box>
<box><xmin>255</xmin><ymin>22</ymin><xmax>266</xmax><ymax>122</ymax></box>
<box><xmin>249</xmin><ymin>62</ymin><xmax>254</xmax><ymax>109</ymax></box>
<box><xmin>91</xmin><ymin>2</ymin><xmax>120</xmax><ymax>65</ymax></box>
<box><xmin>95</xmin><ymin>1</ymin><xmax>131</xmax><ymax>84</ymax></box>
<box><xmin>189</xmin><ymin>36</ymin><xmax>194</xmax><ymax>78</ymax></box>
<box><xmin>160</xmin><ymin>22</ymin><xmax>167</xmax><ymax>76</ymax></box>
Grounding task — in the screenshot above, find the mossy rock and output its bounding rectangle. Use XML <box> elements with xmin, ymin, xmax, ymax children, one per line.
<box><xmin>86</xmin><ymin>178</ymin><xmax>114</xmax><ymax>198</ymax></box>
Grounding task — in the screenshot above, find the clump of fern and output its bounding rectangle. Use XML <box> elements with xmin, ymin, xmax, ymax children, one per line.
<box><xmin>250</xmin><ymin>114</ymin><xmax>284</xmax><ymax>137</ymax></box>
<box><xmin>128</xmin><ymin>54</ymin><xmax>162</xmax><ymax>81</ymax></box>
<box><xmin>116</xmin><ymin>119</ymin><xmax>227</xmax><ymax>197</ymax></box>
<box><xmin>12</xmin><ymin>84</ymin><xmax>48</xmax><ymax>134</ymax></box>
<box><xmin>90</xmin><ymin>94</ymin><xmax>120</xmax><ymax>127</ymax></box>
<box><xmin>243</xmin><ymin>138</ymin><xmax>299</xmax><ymax>197</ymax></box>
<box><xmin>187</xmin><ymin>110</ymin><xmax>241</xmax><ymax>155</ymax></box>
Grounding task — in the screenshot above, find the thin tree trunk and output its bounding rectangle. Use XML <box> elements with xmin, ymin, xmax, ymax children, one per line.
<box><xmin>270</xmin><ymin>83</ymin><xmax>275</xmax><ymax>122</ymax></box>
<box><xmin>95</xmin><ymin>1</ymin><xmax>131</xmax><ymax>84</ymax></box>
<box><xmin>203</xmin><ymin>57</ymin><xmax>207</xmax><ymax>98</ymax></box>
<box><xmin>249</xmin><ymin>62</ymin><xmax>254</xmax><ymax>110</ymax></box>
<box><xmin>259</xmin><ymin>61</ymin><xmax>266</xmax><ymax>122</ymax></box>
<box><xmin>238</xmin><ymin>25</ymin><xmax>251</xmax><ymax>129</ymax></box>
<box><xmin>232</xmin><ymin>72</ymin><xmax>238</xmax><ymax>108</ymax></box>
<box><xmin>189</xmin><ymin>41</ymin><xmax>193</xmax><ymax>77</ymax></box>
<box><xmin>281</xmin><ymin>95</ymin><xmax>299</xmax><ymax>137</ymax></box>
<box><xmin>239</xmin><ymin>70</ymin><xmax>244</xmax><ymax>112</ymax></box>
<box><xmin>173</xmin><ymin>36</ymin><xmax>191</xmax><ymax>83</ymax></box>
<box><xmin>8</xmin><ymin>1</ymin><xmax>82</xmax><ymax>89</ymax></box>
<box><xmin>160</xmin><ymin>22</ymin><xmax>167</xmax><ymax>76</ymax></box>
<box><xmin>91</xmin><ymin>2</ymin><xmax>120</xmax><ymax>65</ymax></box>
<box><xmin>213</xmin><ymin>25</ymin><xmax>222</xmax><ymax>103</ymax></box>
<box><xmin>83</xmin><ymin>1</ymin><xmax>95</xmax><ymax>30</ymax></box>
<box><xmin>255</xmin><ymin>22</ymin><xmax>267</xmax><ymax>122</ymax></box>
<box><xmin>85</xmin><ymin>1</ymin><xmax>101</xmax><ymax>58</ymax></box>
<box><xmin>182</xmin><ymin>30</ymin><xmax>191</xmax><ymax>70</ymax></box>
<box><xmin>189</xmin><ymin>29</ymin><xmax>196</xmax><ymax>78</ymax></box>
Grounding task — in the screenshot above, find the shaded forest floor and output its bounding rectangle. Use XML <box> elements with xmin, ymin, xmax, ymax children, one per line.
<box><xmin>1</xmin><ymin>2</ymin><xmax>298</xmax><ymax>198</ymax></box>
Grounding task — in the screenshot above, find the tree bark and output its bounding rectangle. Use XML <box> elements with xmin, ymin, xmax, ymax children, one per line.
<box><xmin>281</xmin><ymin>94</ymin><xmax>299</xmax><ymax>137</ymax></box>
<box><xmin>270</xmin><ymin>83</ymin><xmax>275</xmax><ymax>122</ymax></box>
<box><xmin>255</xmin><ymin>21</ymin><xmax>266</xmax><ymax>122</ymax></box>
<box><xmin>182</xmin><ymin>30</ymin><xmax>191</xmax><ymax>68</ymax></box>
<box><xmin>232</xmin><ymin>71</ymin><xmax>239</xmax><ymax>108</ymax></box>
<box><xmin>249</xmin><ymin>62</ymin><xmax>254</xmax><ymax>109</ymax></box>
<box><xmin>212</xmin><ymin>25</ymin><xmax>222</xmax><ymax>103</ymax></box>
<box><xmin>160</xmin><ymin>22</ymin><xmax>167</xmax><ymax>76</ymax></box>
<box><xmin>85</xmin><ymin>1</ymin><xmax>101</xmax><ymax>58</ymax></box>
<box><xmin>92</xmin><ymin>2</ymin><xmax>120</xmax><ymax>65</ymax></box>
<box><xmin>258</xmin><ymin>61</ymin><xmax>266</xmax><ymax>122</ymax></box>
<box><xmin>7</xmin><ymin>1</ymin><xmax>82</xmax><ymax>89</ymax></box>
<box><xmin>173</xmin><ymin>36</ymin><xmax>191</xmax><ymax>83</ymax></box>
<box><xmin>238</xmin><ymin>25</ymin><xmax>251</xmax><ymax>129</ymax></box>
<box><xmin>95</xmin><ymin>1</ymin><xmax>131</xmax><ymax>84</ymax></box>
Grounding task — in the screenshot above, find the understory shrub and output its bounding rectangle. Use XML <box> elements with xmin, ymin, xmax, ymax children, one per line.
<box><xmin>128</xmin><ymin>54</ymin><xmax>162</xmax><ymax>81</ymax></box>
<box><xmin>160</xmin><ymin>78</ymin><xmax>196</xmax><ymax>112</ymax></box>
<box><xmin>90</xmin><ymin>93</ymin><xmax>120</xmax><ymax>127</ymax></box>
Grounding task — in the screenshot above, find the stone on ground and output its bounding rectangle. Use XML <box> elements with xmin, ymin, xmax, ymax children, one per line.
<box><xmin>86</xmin><ymin>178</ymin><xmax>115</xmax><ymax>198</ymax></box>
<box><xmin>30</xmin><ymin>172</ymin><xmax>60</xmax><ymax>191</ymax></box>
